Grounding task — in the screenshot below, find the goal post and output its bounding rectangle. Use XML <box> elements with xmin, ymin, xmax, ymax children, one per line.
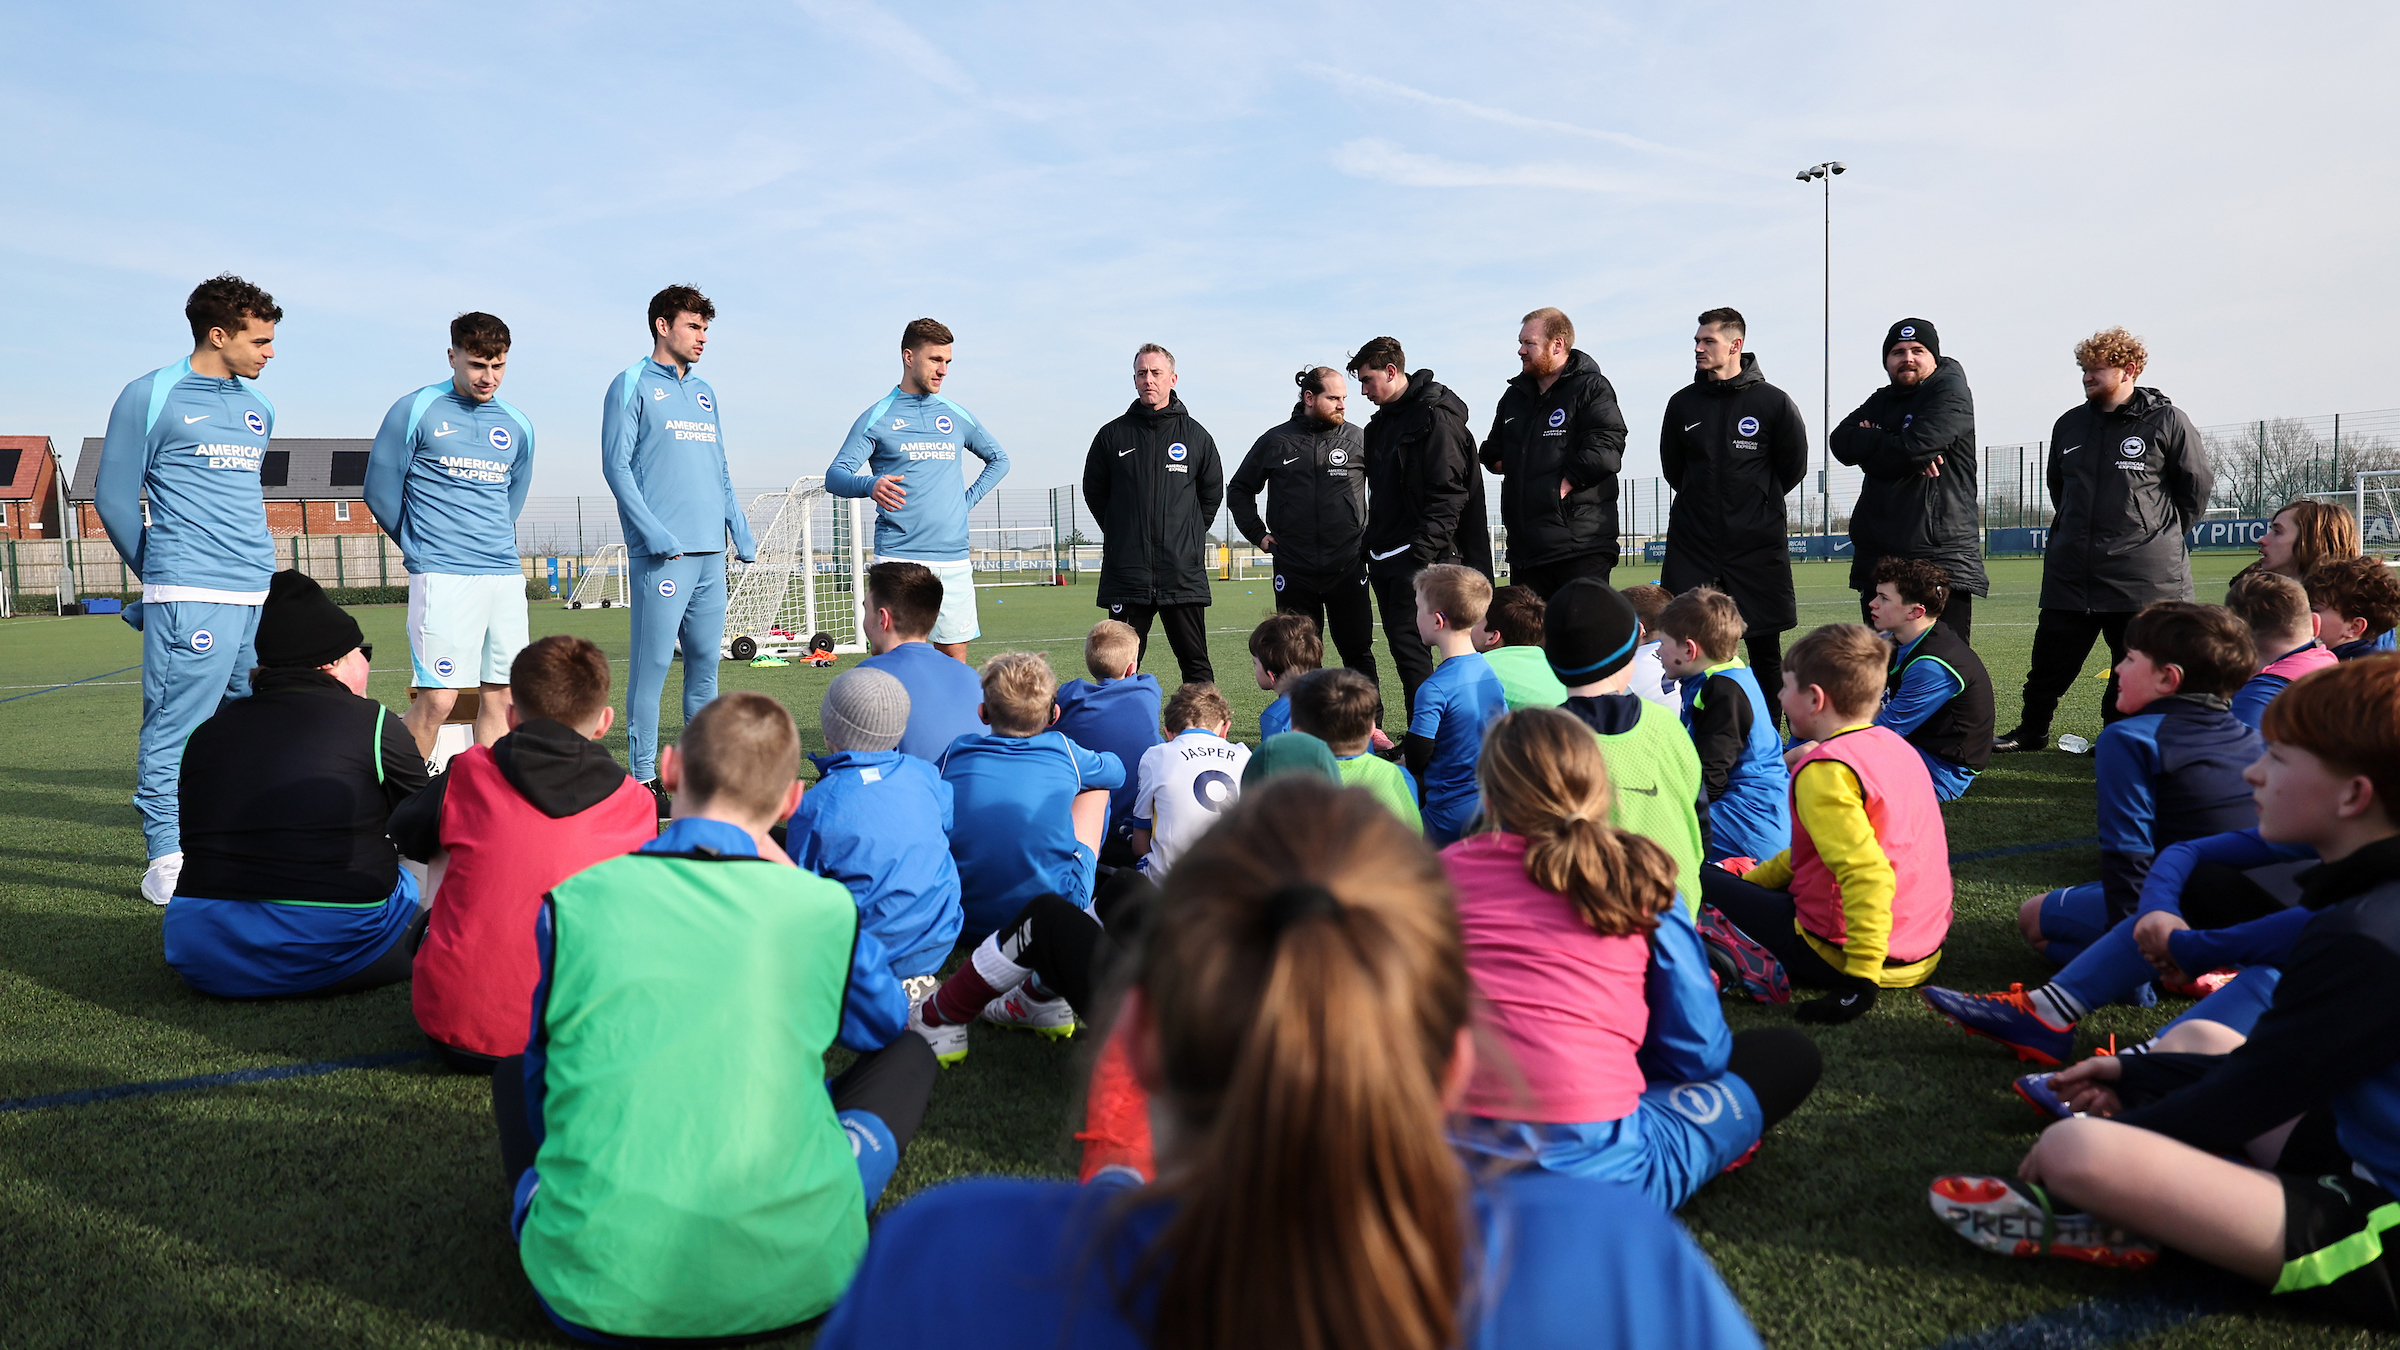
<box><xmin>2359</xmin><ymin>470</ymin><xmax>2400</xmax><ymax>553</ymax></box>
<box><xmin>969</xmin><ymin>524</ymin><xmax>1059</xmax><ymax>587</ymax></box>
<box><xmin>564</xmin><ymin>545</ymin><xmax>629</xmax><ymax>609</ymax></box>
<box><xmin>720</xmin><ymin>477</ymin><xmax>870</xmax><ymax>660</ymax></box>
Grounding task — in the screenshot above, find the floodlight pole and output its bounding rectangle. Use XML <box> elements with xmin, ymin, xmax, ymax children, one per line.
<box><xmin>1798</xmin><ymin>160</ymin><xmax>1844</xmax><ymax>541</ymax></box>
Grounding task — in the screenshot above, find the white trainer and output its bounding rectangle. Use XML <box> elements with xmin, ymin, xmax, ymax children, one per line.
<box><xmin>983</xmin><ymin>987</ymin><xmax>1077</xmax><ymax>1041</ymax></box>
<box><xmin>141</xmin><ymin>851</ymin><xmax>184</xmax><ymax>907</ymax></box>
<box><xmin>910</xmin><ymin>998</ymin><xmax>970</xmax><ymax>1067</ymax></box>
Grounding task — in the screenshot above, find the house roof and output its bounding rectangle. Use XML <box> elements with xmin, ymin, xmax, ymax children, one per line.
<box><xmin>71</xmin><ymin>437</ymin><xmax>375</xmax><ymax>502</ymax></box>
<box><xmin>0</xmin><ymin>436</ymin><xmax>54</xmax><ymax>501</ymax></box>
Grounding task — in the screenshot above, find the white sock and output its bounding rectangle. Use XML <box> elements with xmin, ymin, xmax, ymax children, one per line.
<box><xmin>970</xmin><ymin>933</ymin><xmax>1032</xmax><ymax>995</ymax></box>
<box><xmin>2028</xmin><ymin>984</ymin><xmax>2088</xmax><ymax>1027</ymax></box>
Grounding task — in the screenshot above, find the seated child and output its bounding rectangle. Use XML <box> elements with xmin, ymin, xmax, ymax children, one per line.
<box><xmin>2307</xmin><ymin>557</ymin><xmax>2400</xmax><ymax>661</ymax></box>
<box><xmin>1446</xmin><ymin>708</ymin><xmax>1822</xmax><ymax>1211</ymax></box>
<box><xmin>822</xmin><ymin>776</ymin><xmax>1768</xmax><ymax>1350</ymax></box>
<box><xmin>858</xmin><ymin>560</ymin><xmax>986</xmax><ymax>762</ymax></box>
<box><xmin>939</xmin><ymin>652</ymin><xmax>1122</xmax><ymax>1056</ymax></box>
<box><xmin>1927</xmin><ymin>658</ymin><xmax>2400</xmax><ymax>1333</ymax></box>
<box><xmin>1620</xmin><ymin>581</ymin><xmax>1683</xmax><ymax>709</ymax></box>
<box><xmin>496</xmin><ymin>691</ymin><xmax>936</xmax><ymax>1344</ymax></box>
<box><xmin>394</xmin><ymin>634</ymin><xmax>657</xmax><ymax>1069</ymax></box>
<box><xmin>1054</xmin><ymin>619</ymin><xmax>1162</xmax><ymax>865</ymax></box>
<box><xmin>1288</xmin><ymin>666</ymin><xmax>1421</xmax><ymax>831</ymax></box>
<box><xmin>1242</xmin><ymin>730</ymin><xmax>1343</xmax><ymax>788</ymax></box>
<box><xmin>162</xmin><ymin>571</ymin><xmax>430</xmax><ymax>998</ymax></box>
<box><xmin>2228</xmin><ymin>571</ymin><xmax>2335</xmax><ymax>729</ymax></box>
<box><xmin>1656</xmin><ymin>586</ymin><xmax>1789</xmax><ymax>861</ymax></box>
<box><xmin>1407</xmin><ymin>564</ymin><xmax>1510</xmax><ymax>846</ymax></box>
<box><xmin>1473</xmin><ymin>583</ymin><xmax>1569</xmax><ymax>710</ymax></box>
<box><xmin>1922</xmin><ymin>602</ymin><xmax>2260</xmax><ymax>1062</ymax></box>
<box><xmin>1249</xmin><ymin>611</ymin><xmax>1321</xmax><ymax>739</ymax></box>
<box><xmin>1544</xmin><ymin>580</ymin><xmax>1707</xmax><ymax>914</ymax></box>
<box><xmin>787</xmin><ymin>666</ymin><xmax>963</xmax><ymax>1002</ymax></box>
<box><xmin>1703</xmin><ymin>623</ymin><xmax>1953</xmax><ymax>1024</ymax></box>
<box><xmin>1865</xmin><ymin>557</ymin><xmax>1993</xmax><ymax>800</ymax></box>
<box><xmin>1131</xmin><ymin>682</ymin><xmax>1251</xmax><ymax>877</ymax></box>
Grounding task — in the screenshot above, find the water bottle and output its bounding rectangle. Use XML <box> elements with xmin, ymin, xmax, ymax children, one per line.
<box><xmin>2056</xmin><ymin>734</ymin><xmax>2091</xmax><ymax>754</ymax></box>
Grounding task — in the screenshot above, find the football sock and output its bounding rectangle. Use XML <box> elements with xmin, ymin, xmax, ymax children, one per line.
<box><xmin>2028</xmin><ymin>984</ymin><xmax>2088</xmax><ymax>1027</ymax></box>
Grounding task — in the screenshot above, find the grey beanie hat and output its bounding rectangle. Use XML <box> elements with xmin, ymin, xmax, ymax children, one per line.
<box><xmin>820</xmin><ymin>667</ymin><xmax>911</xmax><ymax>753</ymax></box>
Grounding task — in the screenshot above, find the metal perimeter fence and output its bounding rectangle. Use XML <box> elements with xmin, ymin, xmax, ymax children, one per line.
<box><xmin>11</xmin><ymin>406</ymin><xmax>2397</xmax><ymax>614</ymax></box>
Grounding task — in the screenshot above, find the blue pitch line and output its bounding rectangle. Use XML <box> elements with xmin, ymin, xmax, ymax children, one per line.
<box><xmin>1926</xmin><ymin>1284</ymin><xmax>2235</xmax><ymax>1349</ymax></box>
<box><xmin>0</xmin><ymin>663</ymin><xmax>141</xmax><ymax>705</ymax></box>
<box><xmin>1950</xmin><ymin>837</ymin><xmax>2101</xmax><ymax>865</ymax></box>
<box><xmin>0</xmin><ymin>1049</ymin><xmax>432</xmax><ymax>1114</ymax></box>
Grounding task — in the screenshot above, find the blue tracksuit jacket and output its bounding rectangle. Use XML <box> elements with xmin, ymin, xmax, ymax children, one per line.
<box><xmin>364</xmin><ymin>382</ymin><xmax>535</xmax><ymax>574</ymax></box>
<box><xmin>788</xmin><ymin>750</ymin><xmax>963</xmax><ymax>980</ymax></box>
<box><xmin>1679</xmin><ymin>663</ymin><xmax>1789</xmax><ymax>862</ymax></box>
<box><xmin>2094</xmin><ymin>696</ymin><xmax>2263</xmax><ymax>925</ymax></box>
<box><xmin>1053</xmin><ymin>675</ymin><xmax>1162</xmax><ymax>836</ymax></box>
<box><xmin>600</xmin><ymin>358</ymin><xmax>756</xmax><ymax>561</ymax></box>
<box><xmin>826</xmin><ymin>389</ymin><xmax>1008</xmax><ymax>562</ymax></box>
<box><xmin>96</xmin><ymin>358</ymin><xmax>277</xmax><ymax>592</ymax></box>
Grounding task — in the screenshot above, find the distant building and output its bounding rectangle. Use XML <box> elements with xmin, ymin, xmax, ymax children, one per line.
<box><xmin>0</xmin><ymin>436</ymin><xmax>67</xmax><ymax>541</ymax></box>
<box><xmin>70</xmin><ymin>437</ymin><xmax>383</xmax><ymax>539</ymax></box>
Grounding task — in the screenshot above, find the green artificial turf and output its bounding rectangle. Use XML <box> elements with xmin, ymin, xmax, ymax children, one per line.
<box><xmin>4</xmin><ymin>555</ymin><xmax>2395</xmax><ymax>1348</ymax></box>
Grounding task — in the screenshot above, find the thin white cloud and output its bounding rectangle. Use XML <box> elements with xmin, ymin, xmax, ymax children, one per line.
<box><xmin>1333</xmin><ymin>138</ymin><xmax>1645</xmax><ymax>195</ymax></box>
<box><xmin>1306</xmin><ymin>64</ymin><xmax>1739</xmax><ymax>173</ymax></box>
<box><xmin>794</xmin><ymin>0</ymin><xmax>977</xmax><ymax>96</ymax></box>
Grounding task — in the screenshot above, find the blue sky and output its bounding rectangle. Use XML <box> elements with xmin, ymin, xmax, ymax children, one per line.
<box><xmin>5</xmin><ymin>3</ymin><xmax>2395</xmax><ymax>502</ymax></box>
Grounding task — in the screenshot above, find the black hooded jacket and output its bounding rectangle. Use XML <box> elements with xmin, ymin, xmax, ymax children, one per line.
<box><xmin>388</xmin><ymin>717</ymin><xmax>636</xmax><ymax>863</ymax></box>
<box><xmin>2039</xmin><ymin>386</ymin><xmax>2213</xmax><ymax>612</ymax></box>
<box><xmin>1480</xmin><ymin>349</ymin><xmax>1629</xmax><ymax>568</ymax></box>
<box><xmin>1829</xmin><ymin>355</ymin><xmax>1988</xmax><ymax>596</ymax></box>
<box><xmin>1363</xmin><ymin>370</ymin><xmax>1492</xmax><ymax>580</ymax></box>
<box><xmin>1082</xmin><ymin>394</ymin><xmax>1224</xmax><ymax>608</ymax></box>
<box><xmin>1227</xmin><ymin>413</ymin><xmax>1367</xmax><ymax>583</ymax></box>
<box><xmin>1661</xmin><ymin>354</ymin><xmax>1810</xmax><ymax>552</ymax></box>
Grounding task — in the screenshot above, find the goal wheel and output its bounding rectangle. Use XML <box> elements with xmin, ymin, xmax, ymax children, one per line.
<box><xmin>570</xmin><ymin>601</ymin><xmax>583</xmax><ymax>609</ymax></box>
<box><xmin>807</xmin><ymin>631</ymin><xmax>834</xmax><ymax>656</ymax></box>
<box><xmin>729</xmin><ymin>635</ymin><xmax>759</xmax><ymax>662</ymax></box>
<box><xmin>599</xmin><ymin>598</ymin><xmax>613</xmax><ymax>608</ymax></box>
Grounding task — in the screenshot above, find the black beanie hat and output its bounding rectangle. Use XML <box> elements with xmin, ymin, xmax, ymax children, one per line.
<box><xmin>255</xmin><ymin>570</ymin><xmax>365</xmax><ymax>669</ymax></box>
<box><xmin>1884</xmin><ymin>318</ymin><xmax>1940</xmax><ymax>362</ymax></box>
<box><xmin>1542</xmin><ymin>579</ymin><xmax>1642</xmax><ymax>684</ymax></box>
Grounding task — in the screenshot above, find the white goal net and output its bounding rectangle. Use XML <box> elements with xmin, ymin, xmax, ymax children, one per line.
<box><xmin>2360</xmin><ymin>470</ymin><xmax>2400</xmax><ymax>553</ymax></box>
<box><xmin>565</xmin><ymin>545</ymin><xmax>629</xmax><ymax>608</ymax></box>
<box><xmin>720</xmin><ymin>477</ymin><xmax>870</xmax><ymax>660</ymax></box>
<box><xmin>970</xmin><ymin>524</ymin><xmax>1057</xmax><ymax>588</ymax></box>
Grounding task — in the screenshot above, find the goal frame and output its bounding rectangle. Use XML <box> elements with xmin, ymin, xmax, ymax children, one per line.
<box><xmin>2359</xmin><ymin>469</ymin><xmax>2400</xmax><ymax>552</ymax></box>
<box><xmin>564</xmin><ymin>545</ymin><xmax>629</xmax><ymax>609</ymax></box>
<box><xmin>720</xmin><ymin>477</ymin><xmax>871</xmax><ymax>660</ymax></box>
<box><xmin>969</xmin><ymin>524</ymin><xmax>1060</xmax><ymax>588</ymax></box>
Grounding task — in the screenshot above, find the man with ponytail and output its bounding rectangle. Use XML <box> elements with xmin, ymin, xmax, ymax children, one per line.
<box><xmin>1446</xmin><ymin>709</ymin><xmax>1821</xmax><ymax>1210</ymax></box>
<box><xmin>1705</xmin><ymin>623</ymin><xmax>1954</xmax><ymax>1024</ymax></box>
<box><xmin>822</xmin><ymin>778</ymin><xmax>1765</xmax><ymax>1350</ymax></box>
<box><xmin>1227</xmin><ymin>365</ymin><xmax>1379</xmax><ymax>679</ymax></box>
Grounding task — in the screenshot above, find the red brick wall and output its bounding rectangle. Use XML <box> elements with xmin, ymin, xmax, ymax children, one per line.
<box><xmin>75</xmin><ymin>498</ymin><xmax>380</xmax><ymax>539</ymax></box>
<box><xmin>1</xmin><ymin>455</ymin><xmax>62</xmax><ymax>540</ymax></box>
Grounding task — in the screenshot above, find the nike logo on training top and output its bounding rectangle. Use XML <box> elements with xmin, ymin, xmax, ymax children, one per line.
<box><xmin>184</xmin><ymin>414</ymin><xmax>210</xmax><ymax>424</ymax></box>
<box><xmin>1118</xmin><ymin>446</ymin><xmax>1136</xmax><ymax>456</ymax></box>
<box><xmin>432</xmin><ymin>424</ymin><xmax>461</xmax><ymax>437</ymax></box>
<box><xmin>2062</xmin><ymin>445</ymin><xmax>2082</xmax><ymax>454</ymax></box>
<box><xmin>1621</xmin><ymin>783</ymin><xmax>1660</xmax><ymax>796</ymax></box>
<box><xmin>1283</xmin><ymin>456</ymin><xmax>1299</xmax><ymax>465</ymax></box>
<box><xmin>1684</xmin><ymin>422</ymin><xmax>1702</xmax><ymax>432</ymax></box>
<box><xmin>1370</xmin><ymin>544</ymin><xmax>1412</xmax><ymax>560</ymax></box>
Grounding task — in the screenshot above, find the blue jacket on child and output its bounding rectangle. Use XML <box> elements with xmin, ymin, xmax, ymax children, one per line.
<box><xmin>788</xmin><ymin>750</ymin><xmax>962</xmax><ymax>980</ymax></box>
<box><xmin>1054</xmin><ymin>674</ymin><xmax>1161</xmax><ymax>836</ymax></box>
<box><xmin>1678</xmin><ymin>663</ymin><xmax>1788</xmax><ymax>862</ymax></box>
<box><xmin>2095</xmin><ymin>695</ymin><xmax>2263</xmax><ymax>925</ymax></box>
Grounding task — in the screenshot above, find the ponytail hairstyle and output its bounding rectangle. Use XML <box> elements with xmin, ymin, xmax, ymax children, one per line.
<box><xmin>1472</xmin><ymin>708</ymin><xmax>1679</xmax><ymax>936</ymax></box>
<box><xmin>1133</xmin><ymin>776</ymin><xmax>1470</xmax><ymax>1350</ymax></box>
<box><xmin>1293</xmin><ymin>364</ymin><xmax>1340</xmax><ymax>420</ymax></box>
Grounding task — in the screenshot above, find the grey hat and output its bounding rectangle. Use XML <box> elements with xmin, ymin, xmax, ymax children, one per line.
<box><xmin>821</xmin><ymin>667</ymin><xmax>910</xmax><ymax>753</ymax></box>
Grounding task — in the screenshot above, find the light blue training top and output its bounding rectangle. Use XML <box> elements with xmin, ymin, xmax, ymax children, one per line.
<box><xmin>364</xmin><ymin>381</ymin><xmax>535</xmax><ymax>575</ymax></box>
<box><xmin>600</xmin><ymin>357</ymin><xmax>757</xmax><ymax>562</ymax></box>
<box><xmin>95</xmin><ymin>358</ymin><xmax>278</xmax><ymax>594</ymax></box>
<box><xmin>826</xmin><ymin>388</ymin><xmax>1008</xmax><ymax>562</ymax></box>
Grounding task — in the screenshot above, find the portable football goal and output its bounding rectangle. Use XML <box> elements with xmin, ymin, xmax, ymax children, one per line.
<box><xmin>720</xmin><ymin>477</ymin><xmax>871</xmax><ymax>661</ymax></box>
<box><xmin>564</xmin><ymin>545</ymin><xmax>629</xmax><ymax>609</ymax></box>
<box><xmin>2360</xmin><ymin>469</ymin><xmax>2400</xmax><ymax>554</ymax></box>
<box><xmin>969</xmin><ymin>524</ymin><xmax>1059</xmax><ymax>587</ymax></box>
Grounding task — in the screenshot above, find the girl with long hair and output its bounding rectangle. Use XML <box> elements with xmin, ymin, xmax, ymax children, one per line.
<box><xmin>820</xmin><ymin>775</ymin><xmax>1764</xmax><ymax>1350</ymax></box>
<box><xmin>1445</xmin><ymin>708</ymin><xmax>1821</xmax><ymax>1210</ymax></box>
<box><xmin>2250</xmin><ymin>498</ymin><xmax>2360</xmax><ymax>583</ymax></box>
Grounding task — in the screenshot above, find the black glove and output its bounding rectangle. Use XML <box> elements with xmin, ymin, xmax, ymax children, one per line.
<box><xmin>1795</xmin><ymin>982</ymin><xmax>1878</xmax><ymax>1025</ymax></box>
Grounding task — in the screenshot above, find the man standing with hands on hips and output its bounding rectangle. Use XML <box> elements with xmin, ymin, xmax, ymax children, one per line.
<box><xmin>1659</xmin><ymin>307</ymin><xmax>1810</xmax><ymax>708</ymax></box>
<box><xmin>827</xmin><ymin>317</ymin><xmax>1010</xmax><ymax>661</ymax></box>
<box><xmin>1481</xmin><ymin>307</ymin><xmax>1628</xmax><ymax>598</ymax></box>
<box><xmin>1083</xmin><ymin>344</ymin><xmax>1223</xmax><ymax>683</ymax></box>
<box><xmin>99</xmin><ymin>274</ymin><xmax>284</xmax><ymax>905</ymax></box>
<box><xmin>600</xmin><ymin>284</ymin><xmax>756</xmax><ymax>809</ymax></box>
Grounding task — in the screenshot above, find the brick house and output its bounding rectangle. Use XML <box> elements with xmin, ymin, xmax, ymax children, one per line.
<box><xmin>0</xmin><ymin>436</ymin><xmax>66</xmax><ymax>540</ymax></box>
<box><xmin>70</xmin><ymin>437</ymin><xmax>385</xmax><ymax>539</ymax></box>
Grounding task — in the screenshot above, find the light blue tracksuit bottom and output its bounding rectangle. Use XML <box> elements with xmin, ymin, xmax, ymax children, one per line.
<box><xmin>132</xmin><ymin>600</ymin><xmax>262</xmax><ymax>859</ymax></box>
<box><xmin>625</xmin><ymin>551</ymin><xmax>728</xmax><ymax>783</ymax></box>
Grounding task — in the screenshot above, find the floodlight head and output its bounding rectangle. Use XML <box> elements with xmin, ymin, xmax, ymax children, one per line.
<box><xmin>1831</xmin><ymin>162</ymin><xmax>1847</xmax><ymax>174</ymax></box>
<box><xmin>1795</xmin><ymin>170</ymin><xmax>1812</xmax><ymax>181</ymax></box>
